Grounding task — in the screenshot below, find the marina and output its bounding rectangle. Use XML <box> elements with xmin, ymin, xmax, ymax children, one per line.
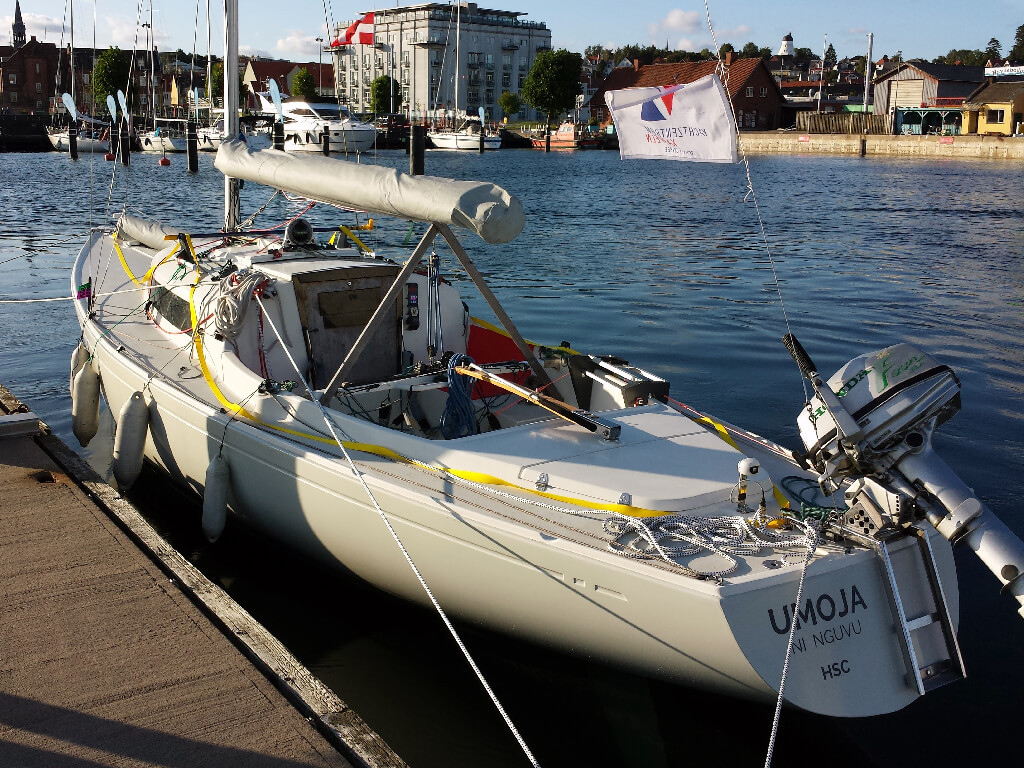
<box><xmin>2</xmin><ymin>143</ymin><xmax>1022</xmax><ymax>765</ymax></box>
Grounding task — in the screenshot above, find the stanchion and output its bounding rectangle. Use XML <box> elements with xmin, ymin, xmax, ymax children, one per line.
<box><xmin>410</xmin><ymin>124</ymin><xmax>425</xmax><ymax>175</ymax></box>
<box><xmin>186</xmin><ymin>119</ymin><xmax>199</xmax><ymax>173</ymax></box>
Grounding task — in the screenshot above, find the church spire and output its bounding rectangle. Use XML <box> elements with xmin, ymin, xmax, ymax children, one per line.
<box><xmin>12</xmin><ymin>0</ymin><xmax>27</xmax><ymax>49</ymax></box>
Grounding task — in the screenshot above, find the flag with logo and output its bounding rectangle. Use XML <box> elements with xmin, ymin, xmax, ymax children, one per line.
<box><xmin>332</xmin><ymin>12</ymin><xmax>374</xmax><ymax>46</ymax></box>
<box><xmin>605</xmin><ymin>74</ymin><xmax>737</xmax><ymax>163</ymax></box>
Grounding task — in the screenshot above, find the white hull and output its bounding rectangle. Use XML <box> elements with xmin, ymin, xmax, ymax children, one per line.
<box><xmin>197</xmin><ymin>129</ymin><xmax>272</xmax><ymax>152</ymax></box>
<box><xmin>282</xmin><ymin>126</ymin><xmax>376</xmax><ymax>154</ymax></box>
<box><xmin>138</xmin><ymin>132</ymin><xmax>188</xmax><ymax>153</ymax></box>
<box><xmin>71</xmin><ymin>223</ymin><xmax>965</xmax><ymax>718</ymax></box>
<box><xmin>47</xmin><ymin>131</ymin><xmax>107</xmax><ymax>153</ymax></box>
<box><xmin>428</xmin><ymin>130</ymin><xmax>502</xmax><ymax>151</ymax></box>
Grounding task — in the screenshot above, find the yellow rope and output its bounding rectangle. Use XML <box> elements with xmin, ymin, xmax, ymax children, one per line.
<box><xmin>112</xmin><ymin>231</ymin><xmax>181</xmax><ymax>286</ymax></box>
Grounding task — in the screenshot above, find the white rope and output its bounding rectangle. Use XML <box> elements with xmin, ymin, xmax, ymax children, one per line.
<box><xmin>252</xmin><ymin>296</ymin><xmax>541</xmax><ymax>768</ymax></box>
<box><xmin>763</xmin><ymin>519</ymin><xmax>820</xmax><ymax>767</ymax></box>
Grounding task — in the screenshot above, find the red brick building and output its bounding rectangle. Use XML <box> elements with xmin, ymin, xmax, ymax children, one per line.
<box><xmin>0</xmin><ymin>36</ymin><xmax>63</xmax><ymax>115</ymax></box>
<box><xmin>590</xmin><ymin>54</ymin><xmax>785</xmax><ymax>130</ymax></box>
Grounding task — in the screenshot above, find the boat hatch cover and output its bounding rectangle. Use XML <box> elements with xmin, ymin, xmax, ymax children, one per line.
<box><xmin>447</xmin><ymin>406</ymin><xmax>743</xmax><ymax>512</ymax></box>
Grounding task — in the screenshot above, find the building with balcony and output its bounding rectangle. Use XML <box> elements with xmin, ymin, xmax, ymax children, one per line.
<box><xmin>331</xmin><ymin>2</ymin><xmax>550</xmax><ymax>121</ymax></box>
<box><xmin>872</xmin><ymin>61</ymin><xmax>984</xmax><ymax>134</ymax></box>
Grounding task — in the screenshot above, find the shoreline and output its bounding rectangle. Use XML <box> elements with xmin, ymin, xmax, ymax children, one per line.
<box><xmin>738</xmin><ymin>131</ymin><xmax>1024</xmax><ymax>159</ymax></box>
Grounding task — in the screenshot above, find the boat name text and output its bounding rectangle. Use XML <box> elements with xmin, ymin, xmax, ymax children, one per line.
<box><xmin>821</xmin><ymin>659</ymin><xmax>851</xmax><ymax>680</ymax></box>
<box><xmin>768</xmin><ymin>585</ymin><xmax>867</xmax><ymax>634</ymax></box>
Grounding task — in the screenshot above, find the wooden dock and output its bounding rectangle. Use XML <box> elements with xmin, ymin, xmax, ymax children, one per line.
<box><xmin>0</xmin><ymin>384</ymin><xmax>407</xmax><ymax>768</ymax></box>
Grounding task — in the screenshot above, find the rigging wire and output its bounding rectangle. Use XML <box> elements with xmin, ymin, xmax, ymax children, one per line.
<box><xmin>702</xmin><ymin>0</ymin><xmax>808</xmax><ymax>405</ymax></box>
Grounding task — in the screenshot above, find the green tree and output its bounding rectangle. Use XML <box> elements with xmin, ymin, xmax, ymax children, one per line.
<box><xmin>719</xmin><ymin>43</ymin><xmax>735</xmax><ymax>55</ymax></box>
<box><xmin>498</xmin><ymin>90</ymin><xmax>521</xmax><ymax>118</ymax></box>
<box><xmin>794</xmin><ymin>47</ymin><xmax>814</xmax><ymax>60</ymax></box>
<box><xmin>1010</xmin><ymin>23</ymin><xmax>1024</xmax><ymax>60</ymax></box>
<box><xmin>93</xmin><ymin>47</ymin><xmax>134</xmax><ymax>110</ymax></box>
<box><xmin>824</xmin><ymin>43</ymin><xmax>837</xmax><ymax>68</ymax></box>
<box><xmin>739</xmin><ymin>41</ymin><xmax>761</xmax><ymax>59</ymax></box>
<box><xmin>522</xmin><ymin>49</ymin><xmax>582</xmax><ymax>128</ymax></box>
<box><xmin>933</xmin><ymin>48</ymin><xmax>987</xmax><ymax>66</ymax></box>
<box><xmin>210</xmin><ymin>61</ymin><xmax>246</xmax><ymax>107</ymax></box>
<box><xmin>369</xmin><ymin>75</ymin><xmax>402</xmax><ymax>114</ymax></box>
<box><xmin>291</xmin><ymin>67</ymin><xmax>318</xmax><ymax>102</ymax></box>
<box><xmin>985</xmin><ymin>37</ymin><xmax>1002</xmax><ymax>61</ymax></box>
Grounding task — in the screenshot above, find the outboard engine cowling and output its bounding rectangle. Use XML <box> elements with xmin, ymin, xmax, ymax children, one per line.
<box><xmin>796</xmin><ymin>343</ymin><xmax>961</xmax><ymax>473</ymax></box>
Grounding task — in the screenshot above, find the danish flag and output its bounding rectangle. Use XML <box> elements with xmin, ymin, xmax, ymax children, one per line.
<box><xmin>332</xmin><ymin>12</ymin><xmax>374</xmax><ymax>46</ymax></box>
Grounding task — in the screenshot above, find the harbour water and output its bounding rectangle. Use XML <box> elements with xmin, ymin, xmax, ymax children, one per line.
<box><xmin>1</xmin><ymin>147</ymin><xmax>1022</xmax><ymax>766</ymax></box>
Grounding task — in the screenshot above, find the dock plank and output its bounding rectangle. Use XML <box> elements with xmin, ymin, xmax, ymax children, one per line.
<box><xmin>0</xmin><ymin>383</ymin><xmax>405</xmax><ymax>768</ymax></box>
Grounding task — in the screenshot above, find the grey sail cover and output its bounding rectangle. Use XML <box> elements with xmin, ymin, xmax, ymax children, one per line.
<box><xmin>215</xmin><ymin>139</ymin><xmax>524</xmax><ymax>244</ymax></box>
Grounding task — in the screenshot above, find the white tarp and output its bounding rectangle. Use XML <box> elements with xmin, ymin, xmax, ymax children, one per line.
<box><xmin>605</xmin><ymin>74</ymin><xmax>738</xmax><ymax>164</ymax></box>
<box><xmin>214</xmin><ymin>139</ymin><xmax>524</xmax><ymax>244</ymax></box>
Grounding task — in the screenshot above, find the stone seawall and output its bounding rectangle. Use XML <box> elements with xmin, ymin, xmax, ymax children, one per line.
<box><xmin>739</xmin><ymin>132</ymin><xmax>1024</xmax><ymax>160</ymax></box>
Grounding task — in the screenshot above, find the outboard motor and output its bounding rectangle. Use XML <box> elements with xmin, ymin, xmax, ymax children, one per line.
<box><xmin>785</xmin><ymin>334</ymin><xmax>1024</xmax><ymax>620</ymax></box>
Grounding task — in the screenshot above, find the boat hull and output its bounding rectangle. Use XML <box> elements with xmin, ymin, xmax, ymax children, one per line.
<box><xmin>138</xmin><ymin>133</ymin><xmax>188</xmax><ymax>153</ymax></box>
<box><xmin>72</xmin><ymin>230</ymin><xmax>959</xmax><ymax>718</ymax></box>
<box><xmin>282</xmin><ymin>127</ymin><xmax>376</xmax><ymax>154</ymax></box>
<box><xmin>47</xmin><ymin>131</ymin><xmax>107</xmax><ymax>153</ymax></box>
<box><xmin>428</xmin><ymin>131</ymin><xmax>502</xmax><ymax>150</ymax></box>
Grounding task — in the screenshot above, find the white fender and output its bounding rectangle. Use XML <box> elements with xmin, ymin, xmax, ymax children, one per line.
<box><xmin>70</xmin><ymin>342</ymin><xmax>88</xmax><ymax>394</ymax></box>
<box><xmin>202</xmin><ymin>454</ymin><xmax>230</xmax><ymax>542</ymax></box>
<box><xmin>111</xmin><ymin>391</ymin><xmax>149</xmax><ymax>490</ymax></box>
<box><xmin>71</xmin><ymin>359</ymin><xmax>100</xmax><ymax>447</ymax></box>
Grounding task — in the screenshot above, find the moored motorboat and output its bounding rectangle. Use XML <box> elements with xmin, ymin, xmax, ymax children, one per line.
<box><xmin>530</xmin><ymin>121</ymin><xmax>603</xmax><ymax>150</ymax></box>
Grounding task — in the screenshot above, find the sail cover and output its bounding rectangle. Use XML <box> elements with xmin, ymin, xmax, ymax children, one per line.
<box><xmin>215</xmin><ymin>139</ymin><xmax>524</xmax><ymax>244</ymax></box>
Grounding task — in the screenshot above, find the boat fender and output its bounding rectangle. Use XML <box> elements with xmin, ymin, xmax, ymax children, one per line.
<box><xmin>202</xmin><ymin>454</ymin><xmax>230</xmax><ymax>543</ymax></box>
<box><xmin>111</xmin><ymin>391</ymin><xmax>150</xmax><ymax>490</ymax></box>
<box><xmin>70</xmin><ymin>341</ymin><xmax>89</xmax><ymax>395</ymax></box>
<box><xmin>71</xmin><ymin>359</ymin><xmax>101</xmax><ymax>448</ymax></box>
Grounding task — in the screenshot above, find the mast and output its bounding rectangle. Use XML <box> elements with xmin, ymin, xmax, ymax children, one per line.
<box><xmin>863</xmin><ymin>33</ymin><xmax>874</xmax><ymax>119</ymax></box>
<box><xmin>454</xmin><ymin>3</ymin><xmax>459</xmax><ymax>117</ymax></box>
<box><xmin>206</xmin><ymin>0</ymin><xmax>212</xmax><ymax>127</ymax></box>
<box><xmin>69</xmin><ymin>0</ymin><xmax>74</xmax><ymax>110</ymax></box>
<box><xmin>223</xmin><ymin>0</ymin><xmax>240</xmax><ymax>230</ymax></box>
<box><xmin>149</xmin><ymin>0</ymin><xmax>155</xmax><ymax>131</ymax></box>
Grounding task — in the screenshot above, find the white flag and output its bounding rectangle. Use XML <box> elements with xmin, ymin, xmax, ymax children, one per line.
<box><xmin>605</xmin><ymin>74</ymin><xmax>738</xmax><ymax>163</ymax></box>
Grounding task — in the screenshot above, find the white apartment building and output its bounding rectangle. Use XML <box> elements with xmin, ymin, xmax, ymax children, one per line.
<box><xmin>332</xmin><ymin>2</ymin><xmax>551</xmax><ymax>121</ymax></box>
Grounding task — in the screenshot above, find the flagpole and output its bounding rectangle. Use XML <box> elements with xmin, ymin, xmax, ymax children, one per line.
<box><xmin>817</xmin><ymin>34</ymin><xmax>827</xmax><ymax>114</ymax></box>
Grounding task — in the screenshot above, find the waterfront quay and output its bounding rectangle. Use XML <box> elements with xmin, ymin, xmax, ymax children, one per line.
<box><xmin>0</xmin><ymin>383</ymin><xmax>405</xmax><ymax>768</ymax></box>
<box><xmin>740</xmin><ymin>130</ymin><xmax>1024</xmax><ymax>158</ymax></box>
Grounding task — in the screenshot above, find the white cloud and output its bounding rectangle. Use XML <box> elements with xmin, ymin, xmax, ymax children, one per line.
<box><xmin>240</xmin><ymin>44</ymin><xmax>274</xmax><ymax>59</ymax></box>
<box><xmin>275</xmin><ymin>30</ymin><xmax>322</xmax><ymax>58</ymax></box>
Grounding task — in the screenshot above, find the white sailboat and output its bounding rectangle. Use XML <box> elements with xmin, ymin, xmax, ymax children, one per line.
<box><xmin>426</xmin><ymin>3</ymin><xmax>501</xmax><ymax>151</ymax></box>
<box><xmin>69</xmin><ymin>0</ymin><xmax>1024</xmax><ymax>723</ymax></box>
<box><xmin>137</xmin><ymin>1</ymin><xmax>187</xmax><ymax>154</ymax></box>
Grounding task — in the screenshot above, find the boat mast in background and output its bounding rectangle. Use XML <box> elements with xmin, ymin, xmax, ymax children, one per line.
<box><xmin>223</xmin><ymin>0</ymin><xmax>239</xmax><ymax>230</ymax></box>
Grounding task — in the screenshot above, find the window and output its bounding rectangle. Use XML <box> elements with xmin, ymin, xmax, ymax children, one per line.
<box><xmin>746</xmin><ymin>86</ymin><xmax>754</xmax><ymax>97</ymax></box>
<box><xmin>35</xmin><ymin>82</ymin><xmax>42</xmax><ymax>93</ymax></box>
<box><xmin>36</xmin><ymin>100</ymin><xmax>42</xmax><ymax>108</ymax></box>
<box><xmin>760</xmin><ymin>87</ymin><xmax>768</xmax><ymax>98</ymax></box>
<box><xmin>486</xmin><ymin>89</ymin><xmax>494</xmax><ymax>103</ymax></box>
<box><xmin>502</xmin><ymin>53</ymin><xmax>511</xmax><ymax>70</ymax></box>
<box><xmin>83</xmin><ymin>74</ymin><xmax>90</xmax><ymax>85</ymax></box>
<box><xmin>485</xmin><ymin>71</ymin><xmax>494</xmax><ymax>86</ymax></box>
<box><xmin>518</xmin><ymin>73</ymin><xmax>525</xmax><ymax>88</ymax></box>
<box><xmin>35</xmin><ymin>62</ymin><xmax>40</xmax><ymax>73</ymax></box>
<box><xmin>402</xmin><ymin>86</ymin><xmax>409</xmax><ymax>103</ymax></box>
<box><xmin>987</xmin><ymin>109</ymin><xmax>1005</xmax><ymax>123</ymax></box>
<box><xmin>502</xmin><ymin>72</ymin><xmax>510</xmax><ymax>88</ymax></box>
<box><xmin>8</xmin><ymin>73</ymin><xmax>16</xmax><ymax>84</ymax></box>
<box><xmin>402</xmin><ymin>51</ymin><xmax>410</xmax><ymax>66</ymax></box>
<box><xmin>10</xmin><ymin>92</ymin><xmax>17</xmax><ymax>102</ymax></box>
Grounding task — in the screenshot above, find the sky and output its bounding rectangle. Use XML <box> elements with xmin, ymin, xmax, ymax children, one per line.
<box><xmin>3</xmin><ymin>1</ymin><xmax>1021</xmax><ymax>64</ymax></box>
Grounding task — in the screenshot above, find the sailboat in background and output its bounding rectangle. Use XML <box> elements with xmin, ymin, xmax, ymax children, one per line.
<box><xmin>137</xmin><ymin>1</ymin><xmax>187</xmax><ymax>154</ymax></box>
<box><xmin>46</xmin><ymin>4</ymin><xmax>107</xmax><ymax>154</ymax></box>
<box><xmin>426</xmin><ymin>3</ymin><xmax>501</xmax><ymax>150</ymax></box>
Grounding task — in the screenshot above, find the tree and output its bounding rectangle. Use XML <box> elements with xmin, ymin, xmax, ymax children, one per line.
<box><xmin>521</xmin><ymin>48</ymin><xmax>583</xmax><ymax>127</ymax></box>
<box><xmin>933</xmin><ymin>48</ymin><xmax>987</xmax><ymax>66</ymax></box>
<box><xmin>794</xmin><ymin>47</ymin><xmax>814</xmax><ymax>60</ymax></box>
<box><xmin>498</xmin><ymin>90</ymin><xmax>521</xmax><ymax>119</ymax></box>
<box><xmin>93</xmin><ymin>47</ymin><xmax>133</xmax><ymax>110</ymax></box>
<box><xmin>985</xmin><ymin>37</ymin><xmax>1002</xmax><ymax>61</ymax></box>
<box><xmin>824</xmin><ymin>43</ymin><xmax>837</xmax><ymax>68</ymax></box>
<box><xmin>291</xmin><ymin>68</ymin><xmax>318</xmax><ymax>102</ymax></box>
<box><xmin>1010</xmin><ymin>23</ymin><xmax>1024</xmax><ymax>61</ymax></box>
<box><xmin>719</xmin><ymin>43</ymin><xmax>735</xmax><ymax>55</ymax></box>
<box><xmin>210</xmin><ymin>61</ymin><xmax>246</xmax><ymax>108</ymax></box>
<box><xmin>739</xmin><ymin>41</ymin><xmax>761</xmax><ymax>59</ymax></box>
<box><xmin>369</xmin><ymin>75</ymin><xmax>402</xmax><ymax>114</ymax></box>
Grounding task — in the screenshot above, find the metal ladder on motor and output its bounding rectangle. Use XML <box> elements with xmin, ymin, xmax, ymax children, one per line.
<box><xmin>877</xmin><ymin>527</ymin><xmax>967</xmax><ymax>694</ymax></box>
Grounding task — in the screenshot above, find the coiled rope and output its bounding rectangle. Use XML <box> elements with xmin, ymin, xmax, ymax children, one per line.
<box><xmin>214</xmin><ymin>269</ymin><xmax>271</xmax><ymax>341</ymax></box>
<box><xmin>440</xmin><ymin>353</ymin><xmax>477</xmax><ymax>439</ymax></box>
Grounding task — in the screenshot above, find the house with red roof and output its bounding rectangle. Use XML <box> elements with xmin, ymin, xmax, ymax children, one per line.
<box><xmin>589</xmin><ymin>53</ymin><xmax>784</xmax><ymax>130</ymax></box>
